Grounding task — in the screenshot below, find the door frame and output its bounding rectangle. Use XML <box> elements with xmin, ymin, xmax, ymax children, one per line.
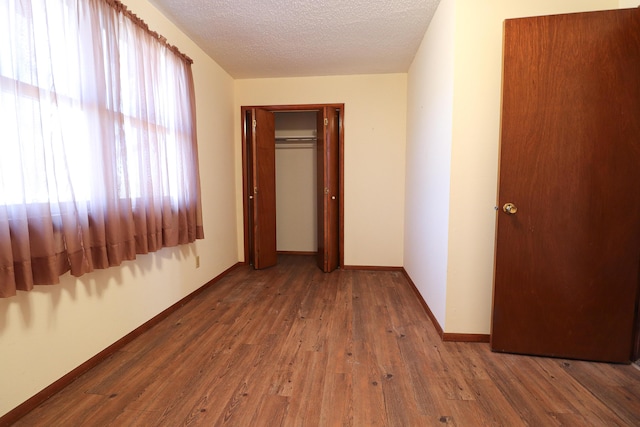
<box><xmin>240</xmin><ymin>103</ymin><xmax>345</xmax><ymax>268</ymax></box>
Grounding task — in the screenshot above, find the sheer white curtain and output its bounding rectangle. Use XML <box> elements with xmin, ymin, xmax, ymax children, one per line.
<box><xmin>0</xmin><ymin>0</ymin><xmax>203</xmax><ymax>297</ymax></box>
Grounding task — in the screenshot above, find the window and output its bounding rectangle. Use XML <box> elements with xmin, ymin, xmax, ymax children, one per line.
<box><xmin>0</xmin><ymin>0</ymin><xmax>204</xmax><ymax>297</ymax></box>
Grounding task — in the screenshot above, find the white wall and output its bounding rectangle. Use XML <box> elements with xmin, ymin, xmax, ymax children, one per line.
<box><xmin>405</xmin><ymin>0</ymin><xmax>620</xmax><ymax>334</ymax></box>
<box><xmin>276</xmin><ymin>146</ymin><xmax>317</xmax><ymax>251</ymax></box>
<box><xmin>235</xmin><ymin>74</ymin><xmax>408</xmax><ymax>267</ymax></box>
<box><xmin>404</xmin><ymin>0</ymin><xmax>455</xmax><ymax>330</ymax></box>
<box><xmin>0</xmin><ymin>0</ymin><xmax>238</xmax><ymax>418</ymax></box>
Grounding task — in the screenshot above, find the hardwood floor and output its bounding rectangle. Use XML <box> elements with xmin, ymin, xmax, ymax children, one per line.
<box><xmin>13</xmin><ymin>255</ymin><xmax>640</xmax><ymax>426</ymax></box>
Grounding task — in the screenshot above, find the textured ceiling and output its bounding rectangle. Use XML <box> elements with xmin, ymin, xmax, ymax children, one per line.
<box><xmin>148</xmin><ymin>0</ymin><xmax>441</xmax><ymax>79</ymax></box>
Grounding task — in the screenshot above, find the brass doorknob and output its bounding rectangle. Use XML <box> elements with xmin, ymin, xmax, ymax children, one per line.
<box><xmin>503</xmin><ymin>203</ymin><xmax>518</xmax><ymax>214</ymax></box>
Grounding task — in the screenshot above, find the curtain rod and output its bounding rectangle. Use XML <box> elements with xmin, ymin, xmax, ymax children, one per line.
<box><xmin>104</xmin><ymin>0</ymin><xmax>194</xmax><ymax>65</ymax></box>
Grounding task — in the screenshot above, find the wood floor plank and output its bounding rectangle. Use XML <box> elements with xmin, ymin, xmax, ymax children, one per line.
<box><xmin>350</xmin><ymin>339</ymin><xmax>388</xmax><ymax>426</ymax></box>
<box><xmin>283</xmin><ymin>350</ymin><xmax>328</xmax><ymax>425</ymax></box>
<box><xmin>319</xmin><ymin>372</ymin><xmax>354</xmax><ymax>426</ymax></box>
<box><xmin>248</xmin><ymin>394</ymin><xmax>290</xmax><ymax>426</ymax></box>
<box><xmin>10</xmin><ymin>255</ymin><xmax>640</xmax><ymax>427</ymax></box>
<box><xmin>558</xmin><ymin>360</ymin><xmax>640</xmax><ymax>426</ymax></box>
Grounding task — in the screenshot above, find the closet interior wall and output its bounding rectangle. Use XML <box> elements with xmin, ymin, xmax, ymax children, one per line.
<box><xmin>274</xmin><ymin>111</ymin><xmax>318</xmax><ymax>253</ymax></box>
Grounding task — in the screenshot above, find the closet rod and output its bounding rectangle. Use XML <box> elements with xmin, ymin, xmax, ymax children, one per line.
<box><xmin>275</xmin><ymin>137</ymin><xmax>318</xmax><ymax>142</ymax></box>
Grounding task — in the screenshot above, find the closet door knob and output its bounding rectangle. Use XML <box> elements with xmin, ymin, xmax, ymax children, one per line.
<box><xmin>331</xmin><ymin>196</ymin><xmax>336</xmax><ymax>200</ymax></box>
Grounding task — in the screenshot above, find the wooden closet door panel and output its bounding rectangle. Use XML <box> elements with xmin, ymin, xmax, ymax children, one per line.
<box><xmin>316</xmin><ymin>107</ymin><xmax>340</xmax><ymax>272</ymax></box>
<box><xmin>244</xmin><ymin>110</ymin><xmax>255</xmax><ymax>266</ymax></box>
<box><xmin>492</xmin><ymin>8</ymin><xmax>640</xmax><ymax>363</ymax></box>
<box><xmin>252</xmin><ymin>108</ymin><xmax>277</xmax><ymax>269</ymax></box>
<box><xmin>325</xmin><ymin>107</ymin><xmax>340</xmax><ymax>272</ymax></box>
<box><xmin>316</xmin><ymin>111</ymin><xmax>327</xmax><ymax>271</ymax></box>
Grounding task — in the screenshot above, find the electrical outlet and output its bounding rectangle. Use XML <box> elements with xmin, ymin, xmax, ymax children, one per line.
<box><xmin>195</xmin><ymin>255</ymin><xmax>200</xmax><ymax>268</ymax></box>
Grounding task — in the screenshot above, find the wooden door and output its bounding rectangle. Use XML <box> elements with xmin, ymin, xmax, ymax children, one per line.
<box><xmin>245</xmin><ymin>110</ymin><xmax>255</xmax><ymax>266</ymax></box>
<box><xmin>251</xmin><ymin>108</ymin><xmax>277</xmax><ymax>269</ymax></box>
<box><xmin>492</xmin><ymin>9</ymin><xmax>640</xmax><ymax>363</ymax></box>
<box><xmin>316</xmin><ymin>107</ymin><xmax>340</xmax><ymax>272</ymax></box>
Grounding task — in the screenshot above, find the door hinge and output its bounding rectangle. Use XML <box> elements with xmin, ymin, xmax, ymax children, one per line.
<box><xmin>324</xmin><ymin>118</ymin><xmax>328</xmax><ymax>126</ymax></box>
<box><xmin>252</xmin><ymin>119</ymin><xmax>257</xmax><ymax>130</ymax></box>
<box><xmin>254</xmin><ymin>186</ymin><xmax>258</xmax><ymax>194</ymax></box>
<box><xmin>324</xmin><ymin>187</ymin><xmax>330</xmax><ymax>195</ymax></box>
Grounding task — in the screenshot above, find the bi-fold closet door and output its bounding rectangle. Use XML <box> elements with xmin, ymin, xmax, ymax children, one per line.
<box><xmin>242</xmin><ymin>105</ymin><xmax>342</xmax><ymax>273</ymax></box>
<box><xmin>246</xmin><ymin>108</ymin><xmax>277</xmax><ymax>269</ymax></box>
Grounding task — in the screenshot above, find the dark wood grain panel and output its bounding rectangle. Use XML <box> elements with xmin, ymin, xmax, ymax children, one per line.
<box><xmin>493</xmin><ymin>8</ymin><xmax>640</xmax><ymax>362</ymax></box>
<box><xmin>252</xmin><ymin>108</ymin><xmax>277</xmax><ymax>269</ymax></box>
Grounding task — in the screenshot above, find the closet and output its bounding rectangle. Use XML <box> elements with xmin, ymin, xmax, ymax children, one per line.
<box><xmin>241</xmin><ymin>104</ymin><xmax>343</xmax><ymax>273</ymax></box>
<box><xmin>274</xmin><ymin>111</ymin><xmax>318</xmax><ymax>254</ymax></box>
